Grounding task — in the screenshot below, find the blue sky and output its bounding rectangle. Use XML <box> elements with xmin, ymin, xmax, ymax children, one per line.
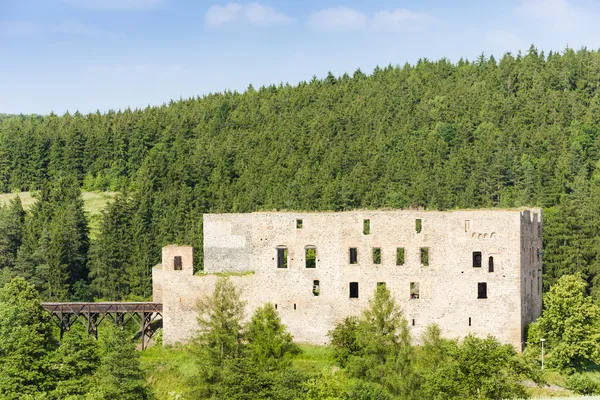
<box><xmin>1</xmin><ymin>0</ymin><xmax>600</xmax><ymax>115</ymax></box>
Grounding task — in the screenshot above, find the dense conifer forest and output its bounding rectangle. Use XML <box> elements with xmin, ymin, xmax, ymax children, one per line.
<box><xmin>1</xmin><ymin>46</ymin><xmax>600</xmax><ymax>301</ymax></box>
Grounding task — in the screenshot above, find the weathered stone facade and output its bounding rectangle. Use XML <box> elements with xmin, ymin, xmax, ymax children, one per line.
<box><xmin>153</xmin><ymin>209</ymin><xmax>543</xmax><ymax>350</ymax></box>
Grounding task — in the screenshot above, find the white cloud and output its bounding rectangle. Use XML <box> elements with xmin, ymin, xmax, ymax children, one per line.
<box><xmin>515</xmin><ymin>0</ymin><xmax>583</xmax><ymax>31</ymax></box>
<box><xmin>307</xmin><ymin>7</ymin><xmax>367</xmax><ymax>31</ymax></box>
<box><xmin>484</xmin><ymin>29</ymin><xmax>522</xmax><ymax>54</ymax></box>
<box><xmin>62</xmin><ymin>0</ymin><xmax>164</xmax><ymax>10</ymax></box>
<box><xmin>205</xmin><ymin>3</ymin><xmax>292</xmax><ymax>28</ymax></box>
<box><xmin>308</xmin><ymin>7</ymin><xmax>433</xmax><ymax>33</ymax></box>
<box><xmin>371</xmin><ymin>8</ymin><xmax>434</xmax><ymax>32</ymax></box>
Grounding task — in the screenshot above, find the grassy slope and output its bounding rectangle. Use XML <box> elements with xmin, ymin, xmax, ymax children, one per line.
<box><xmin>0</xmin><ymin>191</ymin><xmax>116</xmax><ymax>236</ymax></box>
<box><xmin>140</xmin><ymin>343</ymin><xmax>581</xmax><ymax>400</ymax></box>
<box><xmin>140</xmin><ymin>344</ymin><xmax>335</xmax><ymax>400</ymax></box>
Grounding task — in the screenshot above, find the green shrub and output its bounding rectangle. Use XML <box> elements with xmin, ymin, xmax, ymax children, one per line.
<box><xmin>566</xmin><ymin>373</ymin><xmax>600</xmax><ymax>395</ymax></box>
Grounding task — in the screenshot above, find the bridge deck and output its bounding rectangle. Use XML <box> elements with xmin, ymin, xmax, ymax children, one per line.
<box><xmin>42</xmin><ymin>302</ymin><xmax>162</xmax><ymax>313</ymax></box>
<box><xmin>41</xmin><ymin>302</ymin><xmax>162</xmax><ymax>349</ymax></box>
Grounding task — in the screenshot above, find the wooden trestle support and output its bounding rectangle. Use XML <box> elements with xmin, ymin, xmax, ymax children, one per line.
<box><xmin>42</xmin><ymin>302</ymin><xmax>162</xmax><ymax>350</ymax></box>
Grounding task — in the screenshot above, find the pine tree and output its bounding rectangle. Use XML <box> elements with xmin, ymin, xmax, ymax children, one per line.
<box><xmin>0</xmin><ymin>277</ymin><xmax>56</xmax><ymax>399</ymax></box>
<box><xmin>87</xmin><ymin>324</ymin><xmax>152</xmax><ymax>400</ymax></box>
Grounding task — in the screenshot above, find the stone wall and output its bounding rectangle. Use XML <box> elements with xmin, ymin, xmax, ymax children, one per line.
<box><xmin>153</xmin><ymin>209</ymin><xmax>543</xmax><ymax>350</ymax></box>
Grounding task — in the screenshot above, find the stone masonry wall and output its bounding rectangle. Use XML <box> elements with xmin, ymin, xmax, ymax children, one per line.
<box><xmin>153</xmin><ymin>209</ymin><xmax>543</xmax><ymax>350</ymax></box>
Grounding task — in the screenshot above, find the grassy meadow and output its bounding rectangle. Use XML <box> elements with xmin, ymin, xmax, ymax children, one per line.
<box><xmin>0</xmin><ymin>191</ymin><xmax>116</xmax><ymax>236</ymax></box>
<box><xmin>139</xmin><ymin>342</ymin><xmax>588</xmax><ymax>400</ymax></box>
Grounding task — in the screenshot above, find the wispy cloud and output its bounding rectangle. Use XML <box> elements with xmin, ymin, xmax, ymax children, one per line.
<box><xmin>515</xmin><ymin>0</ymin><xmax>584</xmax><ymax>32</ymax></box>
<box><xmin>372</xmin><ymin>8</ymin><xmax>434</xmax><ymax>32</ymax></box>
<box><xmin>205</xmin><ymin>2</ymin><xmax>292</xmax><ymax>28</ymax></box>
<box><xmin>307</xmin><ymin>7</ymin><xmax>367</xmax><ymax>32</ymax></box>
<box><xmin>308</xmin><ymin>7</ymin><xmax>433</xmax><ymax>32</ymax></box>
<box><xmin>62</xmin><ymin>0</ymin><xmax>164</xmax><ymax>10</ymax></box>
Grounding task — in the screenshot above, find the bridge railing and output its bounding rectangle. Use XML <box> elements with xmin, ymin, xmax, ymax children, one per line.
<box><xmin>42</xmin><ymin>302</ymin><xmax>162</xmax><ymax>350</ymax></box>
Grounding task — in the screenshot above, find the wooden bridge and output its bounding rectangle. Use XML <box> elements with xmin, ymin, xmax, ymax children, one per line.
<box><xmin>42</xmin><ymin>302</ymin><xmax>162</xmax><ymax>350</ymax></box>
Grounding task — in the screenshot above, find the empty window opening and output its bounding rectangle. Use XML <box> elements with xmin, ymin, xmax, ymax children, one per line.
<box><xmin>349</xmin><ymin>282</ymin><xmax>359</xmax><ymax>298</ymax></box>
<box><xmin>473</xmin><ymin>251</ymin><xmax>482</xmax><ymax>268</ymax></box>
<box><xmin>421</xmin><ymin>248</ymin><xmax>429</xmax><ymax>266</ymax></box>
<box><xmin>275</xmin><ymin>304</ymin><xmax>277</xmax><ymax>310</ymax></box>
<box><xmin>277</xmin><ymin>247</ymin><xmax>288</xmax><ymax>269</ymax></box>
<box><xmin>377</xmin><ymin>282</ymin><xmax>386</xmax><ymax>290</ymax></box>
<box><xmin>469</xmin><ymin>317</ymin><xmax>472</xmax><ymax>326</ymax></box>
<box><xmin>294</xmin><ymin>303</ymin><xmax>297</xmax><ymax>310</ymax></box>
<box><xmin>465</xmin><ymin>220</ymin><xmax>471</xmax><ymax>232</ymax></box>
<box><xmin>488</xmin><ymin>256</ymin><xmax>494</xmax><ymax>273</ymax></box>
<box><xmin>313</xmin><ymin>280</ymin><xmax>320</xmax><ymax>296</ymax></box>
<box><xmin>305</xmin><ymin>247</ymin><xmax>316</xmax><ymax>269</ymax></box>
<box><xmin>363</xmin><ymin>219</ymin><xmax>371</xmax><ymax>235</ymax></box>
<box><xmin>174</xmin><ymin>256</ymin><xmax>182</xmax><ymax>271</ymax></box>
<box><xmin>396</xmin><ymin>248</ymin><xmax>405</xmax><ymax>265</ymax></box>
<box><xmin>530</xmin><ymin>279</ymin><xmax>533</xmax><ymax>296</ymax></box>
<box><xmin>410</xmin><ymin>282</ymin><xmax>420</xmax><ymax>299</ymax></box>
<box><xmin>478</xmin><ymin>282</ymin><xmax>487</xmax><ymax>299</ymax></box>
<box><xmin>416</xmin><ymin>219</ymin><xmax>422</xmax><ymax>233</ymax></box>
<box><xmin>349</xmin><ymin>248</ymin><xmax>358</xmax><ymax>264</ymax></box>
<box><xmin>296</xmin><ymin>219</ymin><xmax>303</xmax><ymax>229</ymax></box>
<box><xmin>412</xmin><ymin>319</ymin><xmax>415</xmax><ymax>326</ymax></box>
<box><xmin>537</xmin><ymin>248</ymin><xmax>540</xmax><ymax>262</ymax></box>
<box><xmin>373</xmin><ymin>248</ymin><xmax>381</xmax><ymax>264</ymax></box>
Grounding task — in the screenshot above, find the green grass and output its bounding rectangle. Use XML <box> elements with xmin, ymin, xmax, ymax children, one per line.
<box><xmin>194</xmin><ymin>270</ymin><xmax>256</xmax><ymax>277</ymax></box>
<box><xmin>140</xmin><ymin>343</ymin><xmax>337</xmax><ymax>399</ymax></box>
<box><xmin>140</xmin><ymin>343</ymin><xmax>198</xmax><ymax>400</ymax></box>
<box><xmin>0</xmin><ymin>191</ymin><xmax>116</xmax><ymax>237</ymax></box>
<box><xmin>293</xmin><ymin>344</ymin><xmax>336</xmax><ymax>374</ymax></box>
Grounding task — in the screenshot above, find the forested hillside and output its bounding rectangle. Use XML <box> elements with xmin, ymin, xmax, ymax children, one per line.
<box><xmin>1</xmin><ymin>46</ymin><xmax>600</xmax><ymax>300</ymax></box>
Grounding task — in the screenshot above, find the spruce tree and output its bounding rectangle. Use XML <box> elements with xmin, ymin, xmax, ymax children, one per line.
<box><xmin>87</xmin><ymin>324</ymin><xmax>152</xmax><ymax>400</ymax></box>
<box><xmin>0</xmin><ymin>277</ymin><xmax>56</xmax><ymax>399</ymax></box>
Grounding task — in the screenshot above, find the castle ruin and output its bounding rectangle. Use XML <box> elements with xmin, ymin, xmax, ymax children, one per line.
<box><xmin>153</xmin><ymin>209</ymin><xmax>542</xmax><ymax>350</ymax></box>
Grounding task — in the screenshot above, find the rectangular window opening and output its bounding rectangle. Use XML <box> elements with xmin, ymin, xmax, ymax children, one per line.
<box><xmin>294</xmin><ymin>303</ymin><xmax>297</xmax><ymax>310</ymax></box>
<box><xmin>488</xmin><ymin>256</ymin><xmax>494</xmax><ymax>273</ymax></box>
<box><xmin>469</xmin><ymin>317</ymin><xmax>472</xmax><ymax>326</ymax></box>
<box><xmin>305</xmin><ymin>247</ymin><xmax>316</xmax><ymax>269</ymax></box>
<box><xmin>537</xmin><ymin>248</ymin><xmax>540</xmax><ymax>262</ymax></box>
<box><xmin>412</xmin><ymin>319</ymin><xmax>415</xmax><ymax>326</ymax></box>
<box><xmin>363</xmin><ymin>219</ymin><xmax>371</xmax><ymax>235</ymax></box>
<box><xmin>416</xmin><ymin>219</ymin><xmax>422</xmax><ymax>233</ymax></box>
<box><xmin>477</xmin><ymin>282</ymin><xmax>487</xmax><ymax>299</ymax></box>
<box><xmin>349</xmin><ymin>248</ymin><xmax>358</xmax><ymax>264</ymax></box>
<box><xmin>296</xmin><ymin>219</ymin><xmax>303</xmax><ymax>229</ymax></box>
<box><xmin>410</xmin><ymin>282</ymin><xmax>420</xmax><ymax>299</ymax></box>
<box><xmin>396</xmin><ymin>248</ymin><xmax>405</xmax><ymax>265</ymax></box>
<box><xmin>313</xmin><ymin>280</ymin><xmax>320</xmax><ymax>297</ymax></box>
<box><xmin>473</xmin><ymin>251</ymin><xmax>482</xmax><ymax>268</ymax></box>
<box><xmin>275</xmin><ymin>304</ymin><xmax>277</xmax><ymax>310</ymax></box>
<box><xmin>420</xmin><ymin>248</ymin><xmax>429</xmax><ymax>266</ymax></box>
<box><xmin>373</xmin><ymin>248</ymin><xmax>381</xmax><ymax>264</ymax></box>
<box><xmin>174</xmin><ymin>256</ymin><xmax>182</xmax><ymax>271</ymax></box>
<box><xmin>277</xmin><ymin>247</ymin><xmax>288</xmax><ymax>269</ymax></box>
<box><xmin>349</xmin><ymin>282</ymin><xmax>359</xmax><ymax>298</ymax></box>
